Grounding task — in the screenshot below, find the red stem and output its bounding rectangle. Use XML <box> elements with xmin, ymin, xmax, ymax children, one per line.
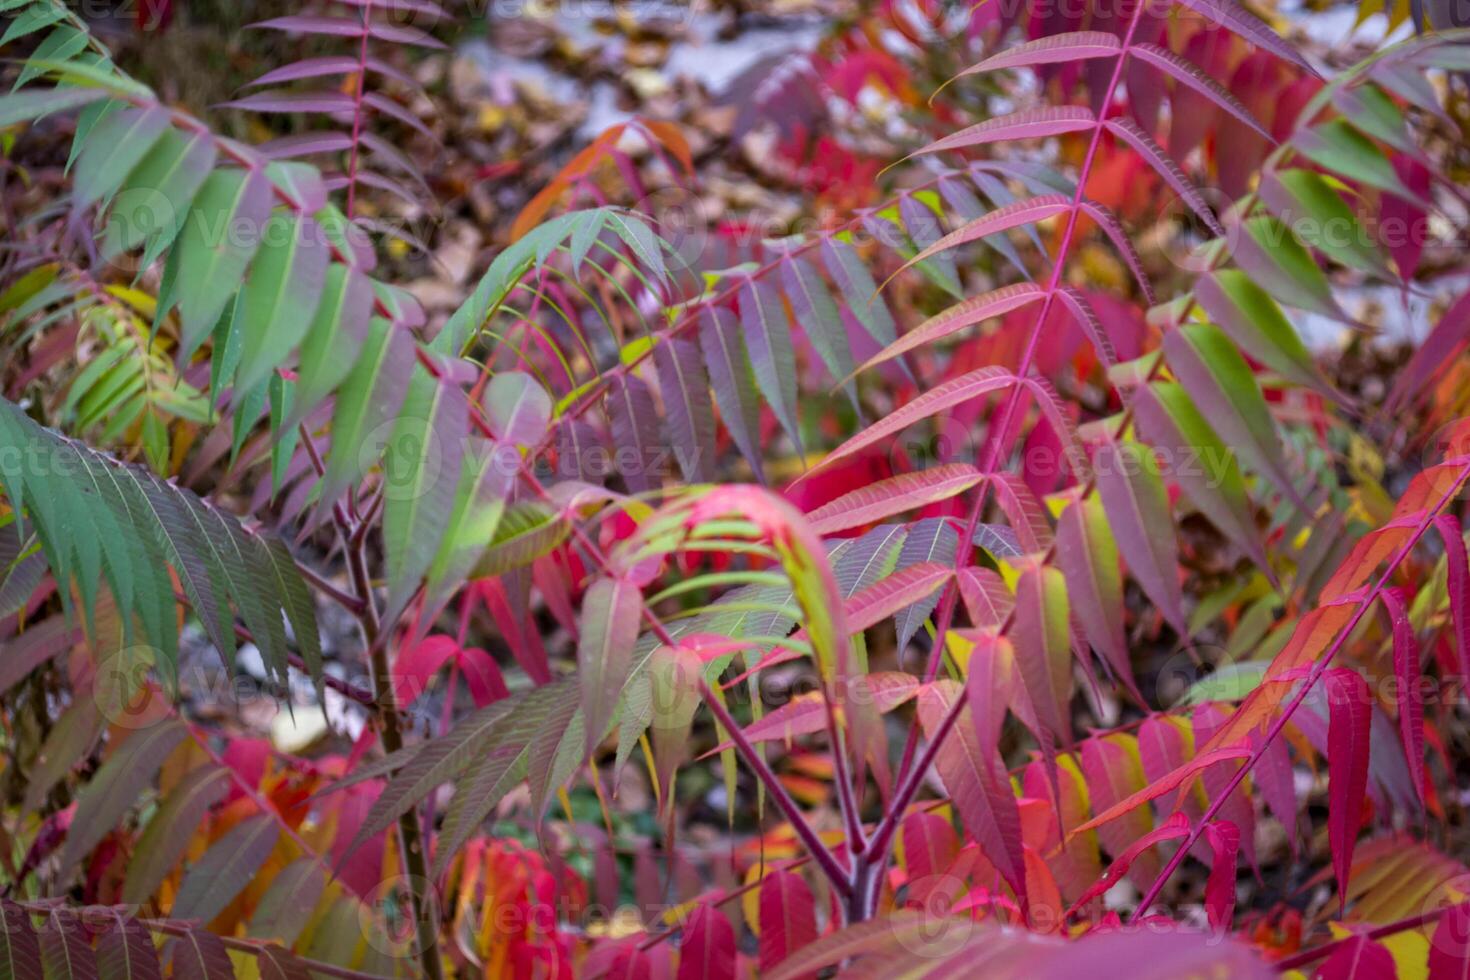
<box><xmin>1273</xmin><ymin>898</ymin><xmax>1470</xmax><ymax>972</ymax></box>
<box><xmin>867</xmin><ymin>0</ymin><xmax>1152</xmax><ymax>880</ymax></box>
<box><xmin>1131</xmin><ymin>460</ymin><xmax>1470</xmax><ymax>915</ymax></box>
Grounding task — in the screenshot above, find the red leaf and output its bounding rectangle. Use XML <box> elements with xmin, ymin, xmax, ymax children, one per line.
<box><xmin>677</xmin><ymin>905</ymin><xmax>736</xmax><ymax>980</ymax></box>
<box><xmin>392</xmin><ymin>635</ymin><xmax>458</xmax><ymax>707</ymax></box>
<box><xmin>1381</xmin><ymin>588</ymin><xmax>1425</xmax><ymax>806</ymax></box>
<box><xmin>1381</xmin><ymin>155</ymin><xmax>1431</xmax><ymax>282</ymax></box>
<box><xmin>900</xmin><ymin>812</ymin><xmax>961</xmax><ymax>908</ymax></box>
<box><xmin>456</xmin><ymin>647</ymin><xmax>508</xmax><ymax>708</ymax></box>
<box><xmin>1202</xmin><ymin>821</ymin><xmax>1240</xmax><ymax>932</ymax></box>
<box><xmin>1325</xmin><ymin>667</ymin><xmax>1372</xmax><ymax>914</ymax></box>
<box><xmin>1316</xmin><ymin>935</ymin><xmax>1395</xmax><ymax>980</ymax></box>
<box><xmin>1388</xmin><ymin>293</ymin><xmax>1470</xmax><ymax>413</ymax></box>
<box><xmin>1428</xmin><ymin>902</ymin><xmax>1470</xmax><ymax>980</ymax></box>
<box><xmin>916</xmin><ymin>680</ymin><xmax>1027</xmax><ymax>907</ymax></box>
<box><xmin>758</xmin><ymin>870</ymin><xmax>818</xmax><ymax>973</ymax></box>
<box><xmin>1435</xmin><ymin>515</ymin><xmax>1470</xmax><ymax>683</ymax></box>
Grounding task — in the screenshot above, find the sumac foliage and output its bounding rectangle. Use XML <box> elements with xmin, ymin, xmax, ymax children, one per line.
<box><xmin>3</xmin><ymin>0</ymin><xmax>1470</xmax><ymax>976</ymax></box>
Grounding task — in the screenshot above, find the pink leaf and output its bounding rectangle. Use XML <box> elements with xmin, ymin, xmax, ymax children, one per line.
<box><xmin>801</xmin><ymin>366</ymin><xmax>1018</xmax><ymax>477</ymax></box>
<box><xmin>900</xmin><ymin>195</ymin><xmax>1072</xmax><ymax>273</ymax></box>
<box><xmin>708</xmin><ymin>673</ymin><xmax>918</xmax><ymax>752</ymax></box>
<box><xmin>914</xmin><ymin>106</ymin><xmax>1096</xmax><ymax>158</ymax></box>
<box><xmin>958</xmin><ymin>566</ymin><xmax>1013</xmax><ymax>628</ymax></box>
<box><xmin>952</xmin><ymin>31</ymin><xmax>1121</xmax><ymax>77</ymax></box>
<box><xmin>1102</xmin><ymin>117</ymin><xmax>1222</xmax><ymax>236</ymax></box>
<box><xmin>1251</xmin><ymin>727</ymin><xmax>1298</xmax><ymax>855</ymax></box>
<box><xmin>989</xmin><ymin>472</ymin><xmax>1054</xmax><ymax>554</ymax></box>
<box><xmin>843</xmin><ymin>563</ymin><xmax>955</xmax><ymax>633</ymax></box>
<box><xmin>758</xmin><ymin>870</ymin><xmax>818</xmax><ymax>973</ymax></box>
<box><xmin>855</xmin><ymin>283</ymin><xmax>1046</xmax><ymax>374</ymax></box>
<box><xmin>579</xmin><ymin>576</ymin><xmax>644</xmax><ymax>753</ymax></box>
<box><xmin>805</xmin><ymin>465</ymin><xmax>983</xmax><ymax>535</ymax></box>
<box><xmin>221</xmin><ymin>90</ymin><xmax>355</xmax><ymax>114</ymax></box>
<box><xmin>1325</xmin><ymin>667</ymin><xmax>1372</xmax><ymax>915</ymax></box>
<box><xmin>1093</xmin><ymin>438</ymin><xmax>1187</xmax><ymax>635</ymax></box>
<box><xmin>1169</xmin><ymin>0</ymin><xmax>1319</xmax><ymax>77</ymax></box>
<box><xmin>677</xmin><ymin>905</ymin><xmax>736</xmax><ymax>980</ymax></box>
<box><xmin>1316</xmin><ymin>935</ymin><xmax>1396</xmax><ymax>980</ymax></box>
<box><xmin>1390</xmin><ymin>293</ymin><xmax>1470</xmax><ymax>413</ymax></box>
<box><xmin>1073</xmin><ymin>745</ymin><xmax>1253</xmax><ymax>834</ymax></box>
<box><xmin>1126</xmin><ymin>43</ymin><xmax>1272</xmax><ymax>140</ymax></box>
<box><xmin>966</xmin><ymin>632</ymin><xmax>1019</xmax><ymax>758</ymax></box>
<box><xmin>1381</xmin><ymin>155</ymin><xmax>1431</xmax><ymax>281</ymax></box>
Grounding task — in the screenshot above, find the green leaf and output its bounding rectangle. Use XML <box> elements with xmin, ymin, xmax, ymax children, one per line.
<box><xmin>15</xmin><ymin>26</ymin><xmax>89</xmax><ymax>90</ymax></box>
<box><xmin>423</xmin><ymin>438</ymin><xmax>514</xmax><ymax>614</ymax></box>
<box><xmin>1132</xmin><ymin>381</ymin><xmax>1270</xmax><ymax>576</ymax></box>
<box><xmin>1293</xmin><ymin>118</ymin><xmax>1420</xmax><ymax>202</ymax></box>
<box><xmin>233</xmin><ymin>212</ymin><xmax>330</xmax><ymax>394</ymax></box>
<box><xmin>122</xmin><ymin>766</ymin><xmax>231</xmax><ymax>906</ymax></box>
<box><xmin>1195</xmin><ymin>270</ymin><xmax>1327</xmax><ymax>393</ymax></box>
<box><xmin>381</xmin><ymin>368</ymin><xmax>468</xmax><ymax>623</ymax></box>
<box><xmin>473</xmin><ymin>501</ymin><xmax>570</xmax><ymax>578</ymax></box>
<box><xmin>1228</xmin><ymin>214</ymin><xmax>1343</xmax><ymax>321</ymax></box>
<box><xmin>1093</xmin><ymin>437</ymin><xmax>1187</xmax><ymax>635</ymax></box>
<box><xmin>1259</xmin><ymin>169</ymin><xmax>1393</xmax><ymax>279</ymax></box>
<box><xmin>283</xmin><ymin>264</ymin><xmax>375</xmax><ymax>430</ymax></box>
<box><xmin>0</xmin><ymin>85</ymin><xmax>106</xmax><ymax>128</ymax></box>
<box><xmin>173</xmin><ymin>167</ymin><xmax>274</xmax><ymax>357</ymax></box>
<box><xmin>1162</xmin><ymin>322</ymin><xmax>1306</xmax><ymax>510</ymax></box>
<box><xmin>740</xmin><ymin>277</ymin><xmax>802</xmax><ymax>453</ymax></box>
<box><xmin>173</xmin><ymin>813</ymin><xmax>280</xmax><ymax>925</ymax></box>
<box><xmin>1055</xmin><ymin>495</ymin><xmax>1137</xmax><ymax>701</ymax></box>
<box><xmin>578</xmin><ymin>576</ymin><xmax>644</xmax><ymax>756</ymax></box>
<box><xmin>0</xmin><ymin>397</ymin><xmax>322</xmax><ymax>688</ymax></box>
<box><xmin>319</xmin><ymin>316</ymin><xmax>415</xmax><ymax>509</ymax></box>
<box><xmin>57</xmin><ymin>719</ymin><xmax>188</xmax><ymax>876</ymax></box>
<box><xmin>73</xmin><ymin>104</ymin><xmax>169</xmax><ymax>209</ymax></box>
